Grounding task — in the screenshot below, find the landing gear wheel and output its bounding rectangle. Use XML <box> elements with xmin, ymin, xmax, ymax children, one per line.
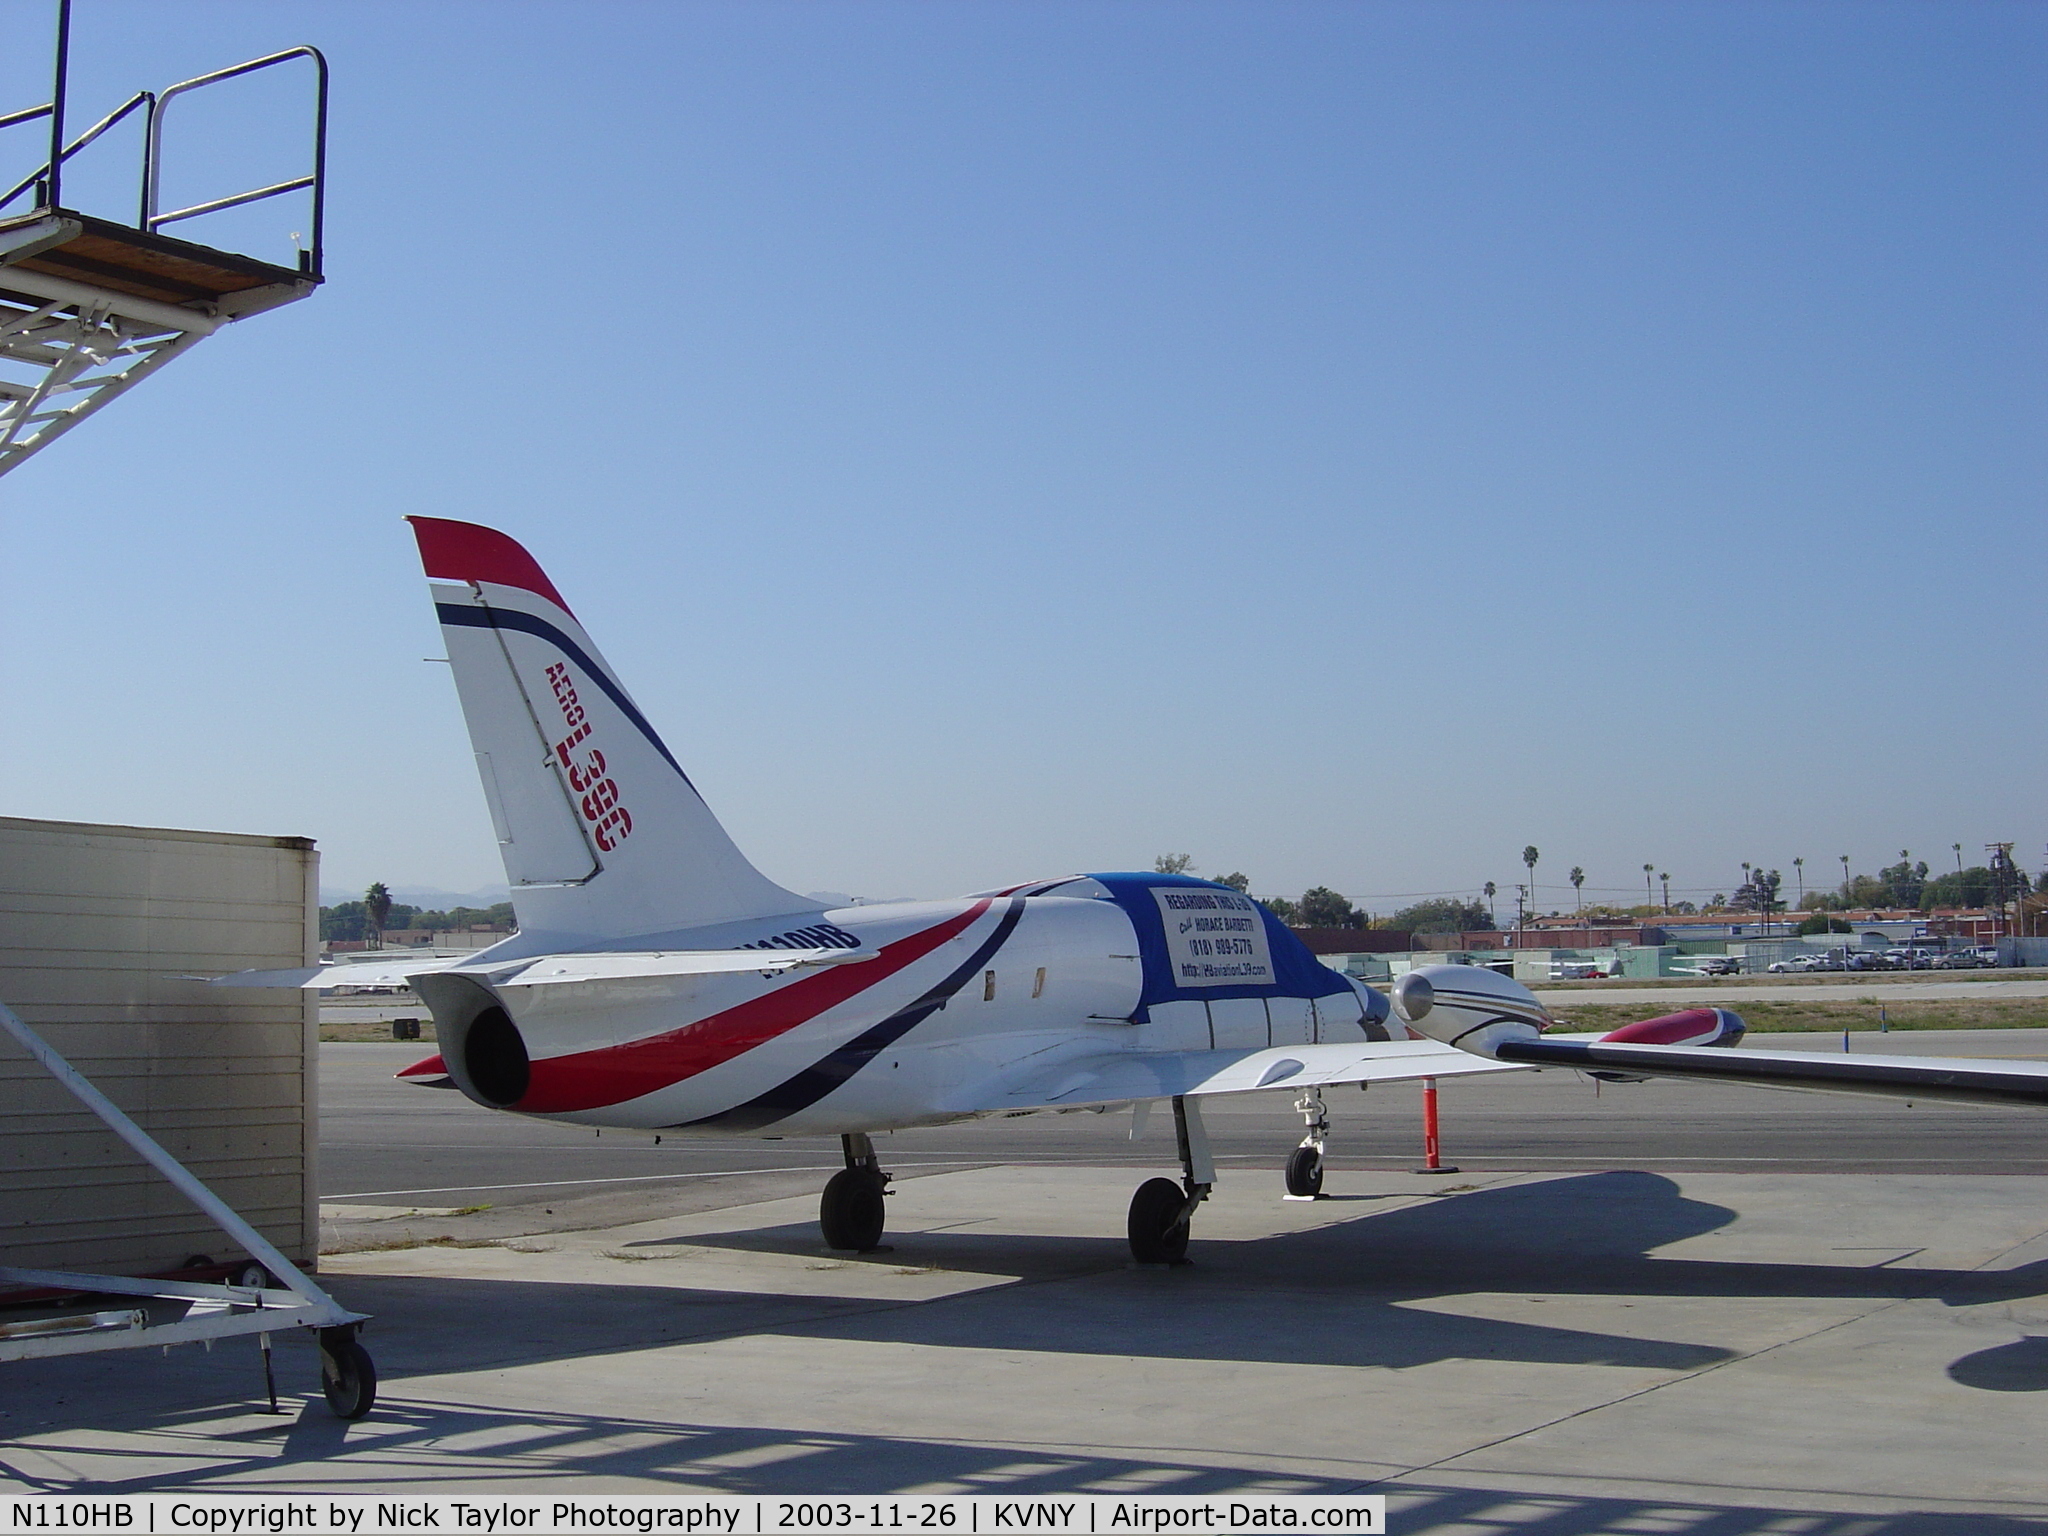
<box><xmin>1284</xmin><ymin>1145</ymin><xmax>1324</xmax><ymax>1198</ymax></box>
<box><xmin>1127</xmin><ymin>1177</ymin><xmax>1191</xmax><ymax>1265</ymax></box>
<box><xmin>820</xmin><ymin>1167</ymin><xmax>887</xmax><ymax>1251</ymax></box>
<box><xmin>317</xmin><ymin>1327</ymin><xmax>377</xmax><ymax>1420</ymax></box>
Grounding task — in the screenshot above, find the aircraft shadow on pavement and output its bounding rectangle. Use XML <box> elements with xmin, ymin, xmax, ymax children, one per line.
<box><xmin>1947</xmin><ymin>1334</ymin><xmax>2048</xmax><ymax>1391</ymax></box>
<box><xmin>653</xmin><ymin>1169</ymin><xmax>2048</xmax><ymax>1312</ymax></box>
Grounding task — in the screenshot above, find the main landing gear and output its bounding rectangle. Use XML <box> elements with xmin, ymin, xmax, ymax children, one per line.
<box><xmin>820</xmin><ymin>1132</ymin><xmax>891</xmax><ymax>1251</ymax></box>
<box><xmin>1284</xmin><ymin>1088</ymin><xmax>1329</xmax><ymax>1199</ymax></box>
<box><xmin>1126</xmin><ymin>1096</ymin><xmax>1212</xmax><ymax>1265</ymax></box>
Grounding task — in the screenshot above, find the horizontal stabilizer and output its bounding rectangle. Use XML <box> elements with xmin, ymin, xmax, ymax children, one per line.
<box><xmin>1499</xmin><ymin>1038</ymin><xmax>2048</xmax><ymax>1109</ymax></box>
<box><xmin>493</xmin><ymin>948</ymin><xmax>881</xmax><ymax>987</ymax></box>
<box><xmin>951</xmin><ymin>1038</ymin><xmax>1523</xmax><ymax>1115</ymax></box>
<box><xmin>197</xmin><ymin>956</ymin><xmax>473</xmax><ymax>990</ymax></box>
<box><xmin>202</xmin><ymin>947</ymin><xmax>879</xmax><ymax>992</ymax></box>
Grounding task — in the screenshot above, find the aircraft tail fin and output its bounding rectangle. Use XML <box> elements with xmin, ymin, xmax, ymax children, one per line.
<box><xmin>408</xmin><ymin>517</ymin><xmax>812</xmax><ymax>942</ymax></box>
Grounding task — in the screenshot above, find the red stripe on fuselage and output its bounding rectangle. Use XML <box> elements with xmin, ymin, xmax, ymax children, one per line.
<box><xmin>513</xmin><ymin>900</ymin><xmax>993</xmax><ymax>1113</ymax></box>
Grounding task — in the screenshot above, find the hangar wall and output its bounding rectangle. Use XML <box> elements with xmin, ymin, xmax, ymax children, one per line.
<box><xmin>0</xmin><ymin>816</ymin><xmax>319</xmax><ymax>1277</ymax></box>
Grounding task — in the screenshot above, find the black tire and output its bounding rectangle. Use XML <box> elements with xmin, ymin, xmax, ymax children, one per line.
<box><xmin>820</xmin><ymin>1167</ymin><xmax>887</xmax><ymax>1251</ymax></box>
<box><xmin>232</xmin><ymin>1263</ymin><xmax>275</xmax><ymax>1291</ymax></box>
<box><xmin>1126</xmin><ymin>1177</ymin><xmax>1190</xmax><ymax>1265</ymax></box>
<box><xmin>318</xmin><ymin>1329</ymin><xmax>377</xmax><ymax>1420</ymax></box>
<box><xmin>1284</xmin><ymin>1146</ymin><xmax>1324</xmax><ymax>1198</ymax></box>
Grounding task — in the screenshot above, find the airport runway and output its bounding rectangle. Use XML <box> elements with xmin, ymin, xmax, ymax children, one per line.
<box><xmin>321</xmin><ymin>1029</ymin><xmax>2048</xmax><ymax>1219</ymax></box>
<box><xmin>1532</xmin><ymin>977</ymin><xmax>2048</xmax><ymax>1006</ymax></box>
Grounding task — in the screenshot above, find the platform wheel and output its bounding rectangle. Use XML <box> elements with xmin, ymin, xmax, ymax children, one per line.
<box><xmin>319</xmin><ymin>1327</ymin><xmax>377</xmax><ymax>1420</ymax></box>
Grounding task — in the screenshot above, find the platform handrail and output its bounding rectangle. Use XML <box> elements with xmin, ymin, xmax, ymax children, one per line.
<box><xmin>0</xmin><ymin>103</ymin><xmax>54</xmax><ymax>132</ymax></box>
<box><xmin>144</xmin><ymin>45</ymin><xmax>327</xmax><ymax>275</ymax></box>
<box><xmin>0</xmin><ymin>90</ymin><xmax>153</xmax><ymax>217</ymax></box>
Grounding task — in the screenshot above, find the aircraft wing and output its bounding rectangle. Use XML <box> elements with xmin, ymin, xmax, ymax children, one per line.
<box><xmin>1498</xmin><ymin>1038</ymin><xmax>2048</xmax><ymax>1108</ymax></box>
<box><xmin>200</xmin><ymin>948</ymin><xmax>877</xmax><ymax>991</ymax></box>
<box><xmin>952</xmin><ymin>1038</ymin><xmax>1525</xmax><ymax>1115</ymax></box>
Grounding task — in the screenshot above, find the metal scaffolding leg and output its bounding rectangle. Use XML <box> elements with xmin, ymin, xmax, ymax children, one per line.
<box><xmin>0</xmin><ymin>996</ymin><xmax>376</xmax><ymax>1417</ymax></box>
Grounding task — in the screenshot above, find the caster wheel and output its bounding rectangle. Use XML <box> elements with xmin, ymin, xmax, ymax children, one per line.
<box><xmin>1284</xmin><ymin>1146</ymin><xmax>1324</xmax><ymax>1198</ymax></box>
<box><xmin>232</xmin><ymin>1263</ymin><xmax>276</xmax><ymax>1291</ymax></box>
<box><xmin>1126</xmin><ymin>1177</ymin><xmax>1190</xmax><ymax>1265</ymax></box>
<box><xmin>318</xmin><ymin>1328</ymin><xmax>377</xmax><ymax>1420</ymax></box>
<box><xmin>820</xmin><ymin>1167</ymin><xmax>887</xmax><ymax>1251</ymax></box>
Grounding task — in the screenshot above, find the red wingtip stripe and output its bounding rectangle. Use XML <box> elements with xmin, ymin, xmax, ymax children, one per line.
<box><xmin>407</xmin><ymin>517</ymin><xmax>574</xmax><ymax>616</ymax></box>
<box><xmin>396</xmin><ymin>1053</ymin><xmax>448</xmax><ymax>1078</ymax></box>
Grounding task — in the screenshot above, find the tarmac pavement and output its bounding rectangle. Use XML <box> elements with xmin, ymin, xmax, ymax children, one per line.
<box><xmin>5</xmin><ymin>1161</ymin><xmax>2048</xmax><ymax>1526</ymax></box>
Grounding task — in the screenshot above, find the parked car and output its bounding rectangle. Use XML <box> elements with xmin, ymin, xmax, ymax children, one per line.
<box><xmin>1694</xmin><ymin>956</ymin><xmax>1741</xmax><ymax>975</ymax></box>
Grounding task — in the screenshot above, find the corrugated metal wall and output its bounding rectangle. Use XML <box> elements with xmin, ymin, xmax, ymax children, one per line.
<box><xmin>0</xmin><ymin>816</ymin><xmax>317</xmax><ymax>1277</ymax></box>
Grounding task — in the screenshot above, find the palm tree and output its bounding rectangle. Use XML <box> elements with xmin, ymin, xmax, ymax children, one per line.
<box><xmin>1793</xmin><ymin>856</ymin><xmax>1804</xmax><ymax>909</ymax></box>
<box><xmin>1953</xmin><ymin>843</ymin><xmax>1964</xmax><ymax>876</ymax></box>
<box><xmin>1521</xmin><ymin>847</ymin><xmax>1539</xmax><ymax>925</ymax></box>
<box><xmin>1483</xmin><ymin>880</ymin><xmax>1496</xmax><ymax>926</ymax></box>
<box><xmin>1643</xmin><ymin>862</ymin><xmax>1654</xmax><ymax>909</ymax></box>
<box><xmin>1839</xmin><ymin>854</ymin><xmax>1851</xmax><ymax>903</ymax></box>
<box><xmin>1569</xmin><ymin>866</ymin><xmax>1585</xmax><ymax>926</ymax></box>
<box><xmin>1659</xmin><ymin>872</ymin><xmax>1670</xmax><ymax>912</ymax></box>
<box><xmin>364</xmin><ymin>881</ymin><xmax>393</xmax><ymax>952</ymax></box>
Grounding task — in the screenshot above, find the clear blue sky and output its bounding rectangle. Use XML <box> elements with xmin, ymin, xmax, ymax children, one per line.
<box><xmin>1</xmin><ymin>1</ymin><xmax>2041</xmax><ymax>915</ymax></box>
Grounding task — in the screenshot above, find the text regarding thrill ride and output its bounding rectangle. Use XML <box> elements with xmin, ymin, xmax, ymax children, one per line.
<box><xmin>1153</xmin><ymin>889</ymin><xmax>1274</xmax><ymax>988</ymax></box>
<box><xmin>0</xmin><ymin>1498</ymin><xmax>1385</xmax><ymax>1535</ymax></box>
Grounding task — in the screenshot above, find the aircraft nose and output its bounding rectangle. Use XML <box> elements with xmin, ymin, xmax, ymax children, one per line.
<box><xmin>1392</xmin><ymin>971</ymin><xmax>1434</xmax><ymax>1024</ymax></box>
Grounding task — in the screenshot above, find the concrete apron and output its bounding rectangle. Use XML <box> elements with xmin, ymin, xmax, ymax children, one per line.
<box><xmin>3</xmin><ymin>1165</ymin><xmax>2046</xmax><ymax>1525</ymax></box>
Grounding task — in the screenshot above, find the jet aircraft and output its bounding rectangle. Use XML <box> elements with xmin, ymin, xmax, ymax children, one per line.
<box><xmin>218</xmin><ymin>519</ymin><xmax>2048</xmax><ymax>1263</ymax></box>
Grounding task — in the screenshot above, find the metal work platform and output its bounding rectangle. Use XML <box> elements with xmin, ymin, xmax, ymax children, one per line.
<box><xmin>0</xmin><ymin>1</ymin><xmax>325</xmax><ymax>477</ymax></box>
<box><xmin>0</xmin><ymin>994</ymin><xmax>376</xmax><ymax>1419</ymax></box>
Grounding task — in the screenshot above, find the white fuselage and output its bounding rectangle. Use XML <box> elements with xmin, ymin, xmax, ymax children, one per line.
<box><xmin>418</xmin><ymin>886</ymin><xmax>1383</xmax><ymax>1137</ymax></box>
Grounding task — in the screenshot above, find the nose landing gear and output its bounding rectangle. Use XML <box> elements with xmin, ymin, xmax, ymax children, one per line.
<box><xmin>1126</xmin><ymin>1095</ymin><xmax>1211</xmax><ymax>1265</ymax></box>
<box><xmin>1283</xmin><ymin>1088</ymin><xmax>1329</xmax><ymax>1200</ymax></box>
<box><xmin>820</xmin><ymin>1132</ymin><xmax>891</xmax><ymax>1251</ymax></box>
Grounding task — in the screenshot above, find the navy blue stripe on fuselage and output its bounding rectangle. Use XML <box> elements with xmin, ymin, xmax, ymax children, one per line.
<box><xmin>436</xmin><ymin>601</ymin><xmax>693</xmax><ymax>787</ymax></box>
<box><xmin>679</xmin><ymin>896</ymin><xmax>1029</xmax><ymax>1132</ymax></box>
